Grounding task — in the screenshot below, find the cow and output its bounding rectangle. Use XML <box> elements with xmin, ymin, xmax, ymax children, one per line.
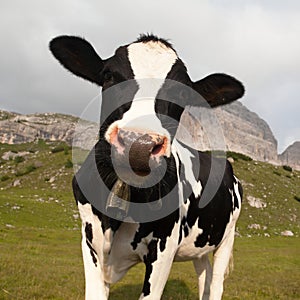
<box><xmin>49</xmin><ymin>34</ymin><xmax>244</xmax><ymax>300</ymax></box>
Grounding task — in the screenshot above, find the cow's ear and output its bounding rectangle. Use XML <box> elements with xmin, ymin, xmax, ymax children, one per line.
<box><xmin>49</xmin><ymin>36</ymin><xmax>104</xmax><ymax>85</ymax></box>
<box><xmin>192</xmin><ymin>73</ymin><xmax>245</xmax><ymax>107</ymax></box>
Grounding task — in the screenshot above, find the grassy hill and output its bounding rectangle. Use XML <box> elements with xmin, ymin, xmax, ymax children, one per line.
<box><xmin>0</xmin><ymin>142</ymin><xmax>299</xmax><ymax>299</ymax></box>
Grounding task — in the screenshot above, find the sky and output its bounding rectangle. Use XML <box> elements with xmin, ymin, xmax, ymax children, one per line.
<box><xmin>0</xmin><ymin>0</ymin><xmax>299</xmax><ymax>153</ymax></box>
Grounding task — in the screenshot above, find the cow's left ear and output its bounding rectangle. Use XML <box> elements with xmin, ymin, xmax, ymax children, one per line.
<box><xmin>49</xmin><ymin>35</ymin><xmax>104</xmax><ymax>85</ymax></box>
<box><xmin>192</xmin><ymin>73</ymin><xmax>245</xmax><ymax>107</ymax></box>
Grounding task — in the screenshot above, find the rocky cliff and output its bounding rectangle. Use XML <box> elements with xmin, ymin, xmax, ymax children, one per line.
<box><xmin>0</xmin><ymin>103</ymin><xmax>295</xmax><ymax>167</ymax></box>
<box><xmin>0</xmin><ymin>110</ymin><xmax>98</xmax><ymax>150</ymax></box>
<box><xmin>279</xmin><ymin>142</ymin><xmax>300</xmax><ymax>170</ymax></box>
<box><xmin>177</xmin><ymin>101</ymin><xmax>278</xmax><ymax>163</ymax></box>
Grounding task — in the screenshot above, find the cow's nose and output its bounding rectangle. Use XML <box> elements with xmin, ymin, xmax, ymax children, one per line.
<box><xmin>109</xmin><ymin>127</ymin><xmax>168</xmax><ymax>176</ymax></box>
<box><xmin>128</xmin><ymin>132</ymin><xmax>166</xmax><ymax>175</ymax></box>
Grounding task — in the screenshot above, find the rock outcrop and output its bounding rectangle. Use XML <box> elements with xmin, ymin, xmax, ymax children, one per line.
<box><xmin>177</xmin><ymin>101</ymin><xmax>278</xmax><ymax>163</ymax></box>
<box><xmin>279</xmin><ymin>141</ymin><xmax>300</xmax><ymax>171</ymax></box>
<box><xmin>0</xmin><ymin>102</ymin><xmax>295</xmax><ymax>167</ymax></box>
<box><xmin>0</xmin><ymin>111</ymin><xmax>98</xmax><ymax>150</ymax></box>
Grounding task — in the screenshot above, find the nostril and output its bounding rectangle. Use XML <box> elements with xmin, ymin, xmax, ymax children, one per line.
<box><xmin>151</xmin><ymin>143</ymin><xmax>163</xmax><ymax>155</ymax></box>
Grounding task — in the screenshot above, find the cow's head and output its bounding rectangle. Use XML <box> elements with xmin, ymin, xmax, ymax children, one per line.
<box><xmin>50</xmin><ymin>34</ymin><xmax>244</xmax><ymax>191</ymax></box>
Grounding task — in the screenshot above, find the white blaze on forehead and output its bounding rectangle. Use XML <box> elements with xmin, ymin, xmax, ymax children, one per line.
<box><xmin>113</xmin><ymin>86</ymin><xmax>172</xmax><ymax>156</ymax></box>
<box><xmin>125</xmin><ymin>42</ymin><xmax>178</xmax><ymax>131</ymax></box>
<box><xmin>107</xmin><ymin>41</ymin><xmax>178</xmax><ymax>156</ymax></box>
<box><xmin>127</xmin><ymin>41</ymin><xmax>178</xmax><ymax>79</ymax></box>
<box><xmin>117</xmin><ymin>80</ymin><xmax>166</xmax><ymax>133</ymax></box>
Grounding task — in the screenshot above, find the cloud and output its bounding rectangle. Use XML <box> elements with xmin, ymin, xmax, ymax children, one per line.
<box><xmin>0</xmin><ymin>0</ymin><xmax>299</xmax><ymax>152</ymax></box>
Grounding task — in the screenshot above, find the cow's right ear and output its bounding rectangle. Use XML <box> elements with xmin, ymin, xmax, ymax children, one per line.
<box><xmin>192</xmin><ymin>73</ymin><xmax>245</xmax><ymax>108</ymax></box>
<box><xmin>49</xmin><ymin>36</ymin><xmax>104</xmax><ymax>85</ymax></box>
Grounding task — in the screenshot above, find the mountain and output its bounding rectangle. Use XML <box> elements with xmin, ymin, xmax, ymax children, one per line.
<box><xmin>0</xmin><ymin>103</ymin><xmax>297</xmax><ymax>168</ymax></box>
<box><xmin>177</xmin><ymin>101</ymin><xmax>278</xmax><ymax>163</ymax></box>
<box><xmin>0</xmin><ymin>110</ymin><xmax>98</xmax><ymax>150</ymax></box>
<box><xmin>279</xmin><ymin>141</ymin><xmax>300</xmax><ymax>170</ymax></box>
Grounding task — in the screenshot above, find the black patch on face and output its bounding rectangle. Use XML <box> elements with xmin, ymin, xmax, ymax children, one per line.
<box><xmin>166</xmin><ymin>58</ymin><xmax>191</xmax><ymax>85</ymax></box>
<box><xmin>154</xmin><ymin>59</ymin><xmax>192</xmax><ymax>140</ymax></box>
<box><xmin>142</xmin><ymin>239</ymin><xmax>158</xmax><ymax>297</ymax></box>
<box><xmin>154</xmin><ymin>99</ymin><xmax>185</xmax><ymax>140</ymax></box>
<box><xmin>99</xmin><ymin>101</ymin><xmax>134</xmax><ymax>140</ymax></box>
<box><xmin>98</xmin><ymin>46</ymin><xmax>138</xmax><ymax>139</ymax></box>
<box><xmin>100</xmin><ymin>46</ymin><xmax>135</xmax><ymax>89</ymax></box>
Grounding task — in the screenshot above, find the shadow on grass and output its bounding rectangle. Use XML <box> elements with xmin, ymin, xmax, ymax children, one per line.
<box><xmin>110</xmin><ymin>279</ymin><xmax>197</xmax><ymax>300</ymax></box>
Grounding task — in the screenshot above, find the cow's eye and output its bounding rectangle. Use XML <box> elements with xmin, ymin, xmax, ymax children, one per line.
<box><xmin>103</xmin><ymin>71</ymin><xmax>113</xmax><ymax>83</ymax></box>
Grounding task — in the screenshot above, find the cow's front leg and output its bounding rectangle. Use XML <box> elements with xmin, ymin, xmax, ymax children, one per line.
<box><xmin>82</xmin><ymin>234</ymin><xmax>109</xmax><ymax>299</ymax></box>
<box><xmin>79</xmin><ymin>203</ymin><xmax>109</xmax><ymax>300</ymax></box>
<box><xmin>139</xmin><ymin>237</ymin><xmax>178</xmax><ymax>300</ymax></box>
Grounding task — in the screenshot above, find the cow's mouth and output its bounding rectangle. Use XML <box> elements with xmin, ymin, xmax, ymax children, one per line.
<box><xmin>112</xmin><ymin>163</ymin><xmax>162</xmax><ymax>188</ymax></box>
<box><xmin>132</xmin><ymin>169</ymin><xmax>150</xmax><ymax>177</ymax></box>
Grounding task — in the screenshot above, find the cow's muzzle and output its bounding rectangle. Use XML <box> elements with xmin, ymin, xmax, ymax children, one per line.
<box><xmin>106</xmin><ymin>125</ymin><xmax>169</xmax><ymax>177</ymax></box>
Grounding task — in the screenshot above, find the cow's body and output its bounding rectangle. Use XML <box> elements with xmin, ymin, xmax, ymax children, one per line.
<box><xmin>50</xmin><ymin>34</ymin><xmax>244</xmax><ymax>300</ymax></box>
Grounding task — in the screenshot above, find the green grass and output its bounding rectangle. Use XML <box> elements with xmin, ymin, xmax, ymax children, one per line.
<box><xmin>111</xmin><ymin>238</ymin><xmax>300</xmax><ymax>300</ymax></box>
<box><xmin>0</xmin><ymin>142</ymin><xmax>299</xmax><ymax>299</ymax></box>
<box><xmin>14</xmin><ymin>155</ymin><xmax>25</xmax><ymax>164</ymax></box>
<box><xmin>0</xmin><ymin>175</ymin><xmax>10</xmax><ymax>182</ymax></box>
<box><xmin>0</xmin><ymin>229</ymin><xmax>298</xmax><ymax>299</ymax></box>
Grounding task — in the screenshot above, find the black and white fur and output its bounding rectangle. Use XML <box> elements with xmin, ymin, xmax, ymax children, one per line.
<box><xmin>50</xmin><ymin>34</ymin><xmax>244</xmax><ymax>300</ymax></box>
